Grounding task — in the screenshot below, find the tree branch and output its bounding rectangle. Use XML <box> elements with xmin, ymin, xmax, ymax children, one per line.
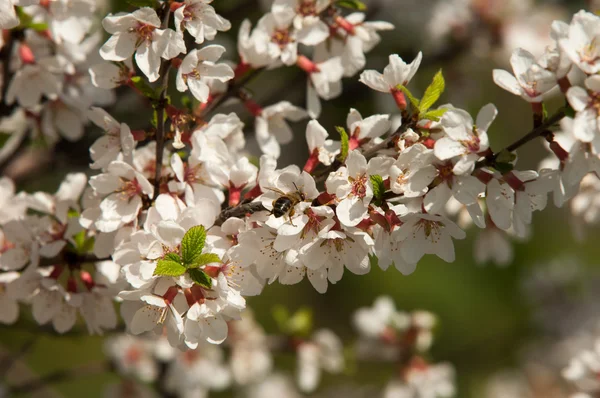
<box><xmin>152</xmin><ymin>6</ymin><xmax>172</xmax><ymax>201</ymax></box>
<box><xmin>483</xmin><ymin>107</ymin><xmax>566</xmax><ymax>167</ymax></box>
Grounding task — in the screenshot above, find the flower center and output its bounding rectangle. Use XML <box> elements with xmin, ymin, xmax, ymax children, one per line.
<box><xmin>297</xmin><ymin>0</ymin><xmax>317</xmax><ymax>16</ymax></box>
<box><xmin>415</xmin><ymin>218</ymin><xmax>443</xmax><ymax>239</ymax></box>
<box><xmin>132</xmin><ymin>23</ymin><xmax>156</xmax><ymax>46</ymax></box>
<box><xmin>119</xmin><ymin>178</ymin><xmax>143</xmax><ymax>199</ymax></box>
<box><xmin>272</xmin><ymin>28</ymin><xmax>292</xmax><ymax>48</ymax></box>
<box><xmin>579</xmin><ymin>38</ymin><xmax>600</xmax><ymax>65</ymax></box>
<box><xmin>350</xmin><ymin>174</ymin><xmax>368</xmax><ymax>198</ymax></box>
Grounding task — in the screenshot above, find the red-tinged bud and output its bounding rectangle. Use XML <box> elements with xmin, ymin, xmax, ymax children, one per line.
<box><xmin>369</xmin><ymin>211</ymin><xmax>389</xmax><ymax>231</ymax></box>
<box><xmin>131</xmin><ymin>129</ymin><xmax>146</xmax><ymax>141</ymax></box>
<box><xmin>183</xmin><ymin>288</ymin><xmax>195</xmax><ymax>306</ymax></box>
<box><xmin>383</xmin><ymin>177</ymin><xmax>391</xmax><ymax>190</ymax></box>
<box><xmin>407</xmin><ymin>355</ymin><xmax>430</xmax><ymax>372</ymax></box>
<box><xmin>244</xmin><ymin>99</ymin><xmax>263</xmax><ymax>117</ymax></box>
<box><xmin>550</xmin><ymin>140</ymin><xmax>569</xmax><ymax>162</ymax></box>
<box><xmin>296</xmin><ymin>55</ymin><xmax>319</xmax><ymax>74</ymax></box>
<box><xmin>419</xmin><ymin>120</ymin><xmax>433</xmax><ymax>130</ymax></box>
<box><xmin>19</xmin><ymin>44</ymin><xmax>36</xmax><ymax>65</ymax></box>
<box><xmin>473</xmin><ymin>169</ymin><xmax>494</xmax><ymax>185</ymax></box>
<box><xmin>349</xmin><ymin>136</ymin><xmax>361</xmax><ymax>150</ymax></box>
<box><xmin>170</xmin><ymin>57</ymin><xmax>183</xmax><ymax>69</ymax></box>
<box><xmin>204</xmin><ymin>265</ymin><xmax>221</xmax><ymax>278</ymax></box>
<box><xmin>289</xmin><ymin>337</ymin><xmax>305</xmax><ymax>350</ymax></box>
<box><xmin>170</xmin><ymin>1</ymin><xmax>184</xmax><ymax>12</ymax></box>
<box><xmin>356</xmin><ymin>218</ymin><xmax>373</xmax><ymax>231</ymax></box>
<box><xmin>244</xmin><ymin>184</ymin><xmax>262</xmax><ymax>200</ymax></box>
<box><xmin>385</xmin><ymin>209</ymin><xmax>401</xmax><ymax>227</ymax></box>
<box><xmin>228</xmin><ymin>186</ymin><xmax>242</xmax><ymax>207</ymax></box>
<box><xmin>421</xmin><ymin>137</ymin><xmax>435</xmax><ymax>149</ymax></box>
<box><xmin>558</xmin><ymin>76</ymin><xmax>571</xmax><ymax>93</ymax></box>
<box><xmin>49</xmin><ymin>265</ymin><xmax>64</xmax><ymax>280</ymax></box>
<box><xmin>40</xmin><ymin>0</ymin><xmax>50</xmax><ymax>7</ymax></box>
<box><xmin>380</xmin><ymin>326</ymin><xmax>397</xmax><ymax>345</ymax></box>
<box><xmin>165</xmin><ymin>104</ymin><xmax>180</xmax><ymax>119</ymax></box>
<box><xmin>234</xmin><ymin>62</ymin><xmax>251</xmax><ymax>78</ymax></box>
<box><xmin>503</xmin><ymin>171</ymin><xmax>525</xmax><ymax>191</ymax></box>
<box><xmin>163</xmin><ymin>286</ymin><xmax>179</xmax><ymax>305</ymax></box>
<box><xmin>391</xmin><ymin>89</ymin><xmax>407</xmax><ymax>111</ymax></box>
<box><xmin>303</xmin><ymin>149</ymin><xmax>320</xmax><ymax>173</ymax></box>
<box><xmin>190</xmin><ymin>285</ymin><xmax>205</xmax><ymax>303</ymax></box>
<box><xmin>80</xmin><ymin>271</ymin><xmax>94</xmax><ymax>290</ymax></box>
<box><xmin>317</xmin><ymin>191</ymin><xmax>335</xmax><ymax>205</ymax></box>
<box><xmin>180</xmin><ymin>130</ymin><xmax>192</xmax><ymax>146</ymax></box>
<box><xmin>335</xmin><ymin>15</ymin><xmax>355</xmax><ymax>35</ymax></box>
<box><xmin>67</xmin><ymin>277</ymin><xmax>78</xmax><ymax>293</ymax></box>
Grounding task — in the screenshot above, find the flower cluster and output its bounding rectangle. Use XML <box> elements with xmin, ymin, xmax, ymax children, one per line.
<box><xmin>0</xmin><ymin>0</ymin><xmax>113</xmax><ymax>151</ymax></box>
<box><xmin>1</xmin><ymin>0</ymin><xmax>600</xmax><ymax>386</ymax></box>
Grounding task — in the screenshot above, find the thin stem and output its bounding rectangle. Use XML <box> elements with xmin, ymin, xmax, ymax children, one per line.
<box><xmin>200</xmin><ymin>68</ymin><xmax>263</xmax><ymax>119</ymax></box>
<box><xmin>0</xmin><ymin>31</ymin><xmax>17</xmax><ymax>118</ymax></box>
<box><xmin>152</xmin><ymin>6</ymin><xmax>172</xmax><ymax>201</ymax></box>
<box><xmin>489</xmin><ymin>108</ymin><xmax>566</xmax><ymax>161</ymax></box>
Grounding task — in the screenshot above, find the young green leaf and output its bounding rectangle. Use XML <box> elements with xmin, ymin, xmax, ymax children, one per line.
<box><xmin>336</xmin><ymin>126</ymin><xmax>349</xmax><ymax>162</ymax></box>
<box><xmin>419</xmin><ymin>70</ymin><xmax>445</xmax><ymax>113</ymax></box>
<box><xmin>370</xmin><ymin>174</ymin><xmax>385</xmax><ymax>203</ymax></box>
<box><xmin>396</xmin><ymin>85</ymin><xmax>420</xmax><ymax>109</ymax></box>
<box><xmin>188</xmin><ymin>268</ymin><xmax>212</xmax><ymax>289</ymax></box>
<box><xmin>164</xmin><ymin>252</ymin><xmax>182</xmax><ymax>264</ymax></box>
<box><xmin>421</xmin><ymin>108</ymin><xmax>448</xmax><ymax>122</ymax></box>
<box><xmin>336</xmin><ymin>0</ymin><xmax>367</xmax><ymax>10</ymax></box>
<box><xmin>181</xmin><ymin>225</ymin><xmax>207</xmax><ymax>265</ymax></box>
<box><xmin>130</xmin><ymin>76</ymin><xmax>158</xmax><ymax>100</ymax></box>
<box><xmin>154</xmin><ymin>259</ymin><xmax>187</xmax><ymax>277</ymax></box>
<box><xmin>188</xmin><ymin>253</ymin><xmax>221</xmax><ymax>268</ymax></box>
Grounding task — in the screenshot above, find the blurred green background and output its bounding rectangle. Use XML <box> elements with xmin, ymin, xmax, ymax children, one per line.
<box><xmin>2</xmin><ymin>0</ymin><xmax>599</xmax><ymax>397</ymax></box>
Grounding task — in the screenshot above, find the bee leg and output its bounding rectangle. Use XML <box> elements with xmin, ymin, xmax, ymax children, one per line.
<box><xmin>288</xmin><ymin>208</ymin><xmax>296</xmax><ymax>227</ymax></box>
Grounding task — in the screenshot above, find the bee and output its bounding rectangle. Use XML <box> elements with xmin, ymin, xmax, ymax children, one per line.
<box><xmin>266</xmin><ymin>183</ymin><xmax>307</xmax><ymax>224</ymax></box>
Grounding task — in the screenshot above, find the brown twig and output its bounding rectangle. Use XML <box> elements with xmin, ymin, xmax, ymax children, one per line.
<box><xmin>482</xmin><ymin>107</ymin><xmax>566</xmax><ymax>167</ymax></box>
<box><xmin>152</xmin><ymin>5</ymin><xmax>172</xmax><ymax>201</ymax></box>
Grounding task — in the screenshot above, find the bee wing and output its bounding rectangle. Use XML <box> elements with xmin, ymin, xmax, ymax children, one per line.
<box><xmin>265</xmin><ymin>187</ymin><xmax>287</xmax><ymax>196</ymax></box>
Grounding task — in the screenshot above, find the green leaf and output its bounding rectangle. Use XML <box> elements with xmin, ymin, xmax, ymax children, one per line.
<box><xmin>272</xmin><ymin>305</ymin><xmax>290</xmax><ymax>332</ymax></box>
<box><xmin>188</xmin><ymin>268</ymin><xmax>212</xmax><ymax>289</ymax></box>
<box><xmin>396</xmin><ymin>84</ymin><xmax>420</xmax><ymax>109</ymax></box>
<box><xmin>564</xmin><ymin>103</ymin><xmax>575</xmax><ymax>118</ymax></box>
<box><xmin>496</xmin><ymin>149</ymin><xmax>517</xmax><ymax>164</ymax></box>
<box><xmin>164</xmin><ymin>252</ymin><xmax>182</xmax><ymax>264</ymax></box>
<box><xmin>419</xmin><ymin>70</ymin><xmax>445</xmax><ymax>113</ymax></box>
<box><xmin>189</xmin><ymin>253</ymin><xmax>221</xmax><ymax>268</ymax></box>
<box><xmin>0</xmin><ymin>133</ymin><xmax>10</xmax><ymax>148</ymax></box>
<box><xmin>370</xmin><ymin>174</ymin><xmax>385</xmax><ymax>203</ymax></box>
<box><xmin>130</xmin><ymin>76</ymin><xmax>158</xmax><ymax>100</ymax></box>
<box><xmin>181</xmin><ymin>225</ymin><xmax>207</xmax><ymax>265</ymax></box>
<box><xmin>542</xmin><ymin>103</ymin><xmax>549</xmax><ymax>120</ymax></box>
<box><xmin>336</xmin><ymin>0</ymin><xmax>367</xmax><ymax>10</ymax></box>
<box><xmin>125</xmin><ymin>0</ymin><xmax>157</xmax><ymax>7</ymax></box>
<box><xmin>494</xmin><ymin>162</ymin><xmax>514</xmax><ymax>174</ymax></box>
<box><xmin>287</xmin><ymin>307</ymin><xmax>313</xmax><ymax>337</ymax></box>
<box><xmin>154</xmin><ymin>259</ymin><xmax>187</xmax><ymax>277</ymax></box>
<box><xmin>336</xmin><ymin>126</ymin><xmax>349</xmax><ymax>162</ymax></box>
<box><xmin>421</xmin><ymin>108</ymin><xmax>448</xmax><ymax>122</ymax></box>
